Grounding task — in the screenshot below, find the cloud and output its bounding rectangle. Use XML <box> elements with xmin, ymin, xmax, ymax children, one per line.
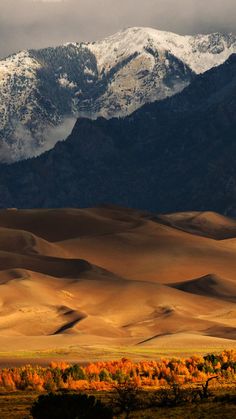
<box><xmin>0</xmin><ymin>117</ymin><xmax>76</xmax><ymax>163</ymax></box>
<box><xmin>42</xmin><ymin>117</ymin><xmax>77</xmax><ymax>154</ymax></box>
<box><xmin>0</xmin><ymin>0</ymin><xmax>235</xmax><ymax>58</ymax></box>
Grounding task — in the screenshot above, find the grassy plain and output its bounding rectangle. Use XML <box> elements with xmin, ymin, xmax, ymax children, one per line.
<box><xmin>0</xmin><ymin>344</ymin><xmax>233</xmax><ymax>367</ymax></box>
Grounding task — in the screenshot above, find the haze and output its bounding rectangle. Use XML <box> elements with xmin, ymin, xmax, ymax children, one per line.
<box><xmin>0</xmin><ymin>0</ymin><xmax>236</xmax><ymax>58</ymax></box>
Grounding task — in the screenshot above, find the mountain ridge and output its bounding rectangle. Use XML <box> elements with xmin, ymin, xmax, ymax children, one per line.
<box><xmin>0</xmin><ymin>53</ymin><xmax>236</xmax><ymax>214</ymax></box>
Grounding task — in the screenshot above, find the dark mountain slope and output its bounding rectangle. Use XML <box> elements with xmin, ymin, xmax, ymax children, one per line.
<box><xmin>1</xmin><ymin>54</ymin><xmax>236</xmax><ymax>214</ymax></box>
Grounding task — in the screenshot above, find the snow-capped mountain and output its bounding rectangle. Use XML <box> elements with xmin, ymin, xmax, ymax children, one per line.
<box><xmin>1</xmin><ymin>27</ymin><xmax>236</xmax><ymax>161</ymax></box>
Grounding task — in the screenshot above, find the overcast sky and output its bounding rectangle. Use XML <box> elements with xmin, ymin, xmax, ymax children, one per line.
<box><xmin>0</xmin><ymin>0</ymin><xmax>236</xmax><ymax>58</ymax></box>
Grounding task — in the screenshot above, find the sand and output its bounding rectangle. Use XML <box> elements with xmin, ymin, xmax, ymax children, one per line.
<box><xmin>0</xmin><ymin>206</ymin><xmax>235</xmax><ymax>358</ymax></box>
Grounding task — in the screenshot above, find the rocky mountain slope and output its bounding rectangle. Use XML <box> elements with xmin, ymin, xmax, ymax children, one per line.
<box><xmin>1</xmin><ymin>27</ymin><xmax>236</xmax><ymax>161</ymax></box>
<box><xmin>0</xmin><ymin>54</ymin><xmax>236</xmax><ymax>214</ymax></box>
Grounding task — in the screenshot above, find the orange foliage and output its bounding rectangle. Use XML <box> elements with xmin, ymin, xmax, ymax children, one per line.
<box><xmin>0</xmin><ymin>350</ymin><xmax>236</xmax><ymax>392</ymax></box>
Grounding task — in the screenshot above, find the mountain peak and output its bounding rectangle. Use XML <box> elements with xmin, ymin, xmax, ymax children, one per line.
<box><xmin>87</xmin><ymin>27</ymin><xmax>236</xmax><ymax>74</ymax></box>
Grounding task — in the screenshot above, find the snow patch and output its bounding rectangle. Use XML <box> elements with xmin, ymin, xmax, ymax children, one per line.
<box><xmin>84</xmin><ymin>66</ymin><xmax>96</xmax><ymax>77</ymax></box>
<box><xmin>58</xmin><ymin>74</ymin><xmax>77</xmax><ymax>89</ymax></box>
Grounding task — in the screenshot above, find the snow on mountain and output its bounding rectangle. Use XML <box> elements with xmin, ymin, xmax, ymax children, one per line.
<box><xmin>88</xmin><ymin>27</ymin><xmax>236</xmax><ymax>74</ymax></box>
<box><xmin>0</xmin><ymin>27</ymin><xmax>236</xmax><ymax>161</ymax></box>
<box><xmin>86</xmin><ymin>28</ymin><xmax>236</xmax><ymax>117</ymax></box>
<box><xmin>0</xmin><ymin>51</ymin><xmax>43</xmax><ymax>159</ymax></box>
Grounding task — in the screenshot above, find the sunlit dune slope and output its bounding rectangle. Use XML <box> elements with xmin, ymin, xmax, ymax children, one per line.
<box><xmin>56</xmin><ymin>212</ymin><xmax>236</xmax><ymax>283</ymax></box>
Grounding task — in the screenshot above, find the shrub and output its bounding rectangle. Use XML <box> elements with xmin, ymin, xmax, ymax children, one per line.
<box><xmin>31</xmin><ymin>392</ymin><xmax>113</xmax><ymax>419</ymax></box>
<box><xmin>113</xmin><ymin>382</ymin><xmax>143</xmax><ymax>418</ymax></box>
<box><xmin>63</xmin><ymin>364</ymin><xmax>86</xmax><ymax>381</ymax></box>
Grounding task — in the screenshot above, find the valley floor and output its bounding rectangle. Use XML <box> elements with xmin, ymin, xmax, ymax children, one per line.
<box><xmin>0</xmin><ymin>343</ymin><xmax>236</xmax><ymax>368</ymax></box>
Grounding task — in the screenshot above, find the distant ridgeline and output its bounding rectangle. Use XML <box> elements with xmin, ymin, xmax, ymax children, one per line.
<box><xmin>0</xmin><ymin>53</ymin><xmax>236</xmax><ymax>214</ymax></box>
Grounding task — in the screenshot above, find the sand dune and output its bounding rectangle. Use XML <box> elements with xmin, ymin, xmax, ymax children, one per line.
<box><xmin>157</xmin><ymin>211</ymin><xmax>236</xmax><ymax>240</ymax></box>
<box><xmin>0</xmin><ymin>207</ymin><xmax>143</xmax><ymax>241</ymax></box>
<box><xmin>0</xmin><ymin>269</ymin><xmax>234</xmax><ymax>341</ymax></box>
<box><xmin>0</xmin><ymin>251</ymin><xmax>92</xmax><ymax>278</ymax></box>
<box><xmin>171</xmin><ymin>274</ymin><xmax>236</xmax><ymax>303</ymax></box>
<box><xmin>0</xmin><ymin>226</ymin><xmax>64</xmax><ymax>257</ymax></box>
<box><xmin>0</xmin><ymin>206</ymin><xmax>235</xmax><ymax>355</ymax></box>
<box><xmin>57</xmin><ymin>217</ymin><xmax>236</xmax><ymax>283</ymax></box>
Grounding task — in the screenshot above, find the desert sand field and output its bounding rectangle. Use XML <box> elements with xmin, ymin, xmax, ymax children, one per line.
<box><xmin>0</xmin><ymin>206</ymin><xmax>236</xmax><ymax>360</ymax></box>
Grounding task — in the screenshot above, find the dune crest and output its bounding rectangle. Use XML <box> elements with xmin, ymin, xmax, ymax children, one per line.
<box><xmin>171</xmin><ymin>274</ymin><xmax>236</xmax><ymax>303</ymax></box>
<box><xmin>158</xmin><ymin>211</ymin><xmax>236</xmax><ymax>240</ymax></box>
